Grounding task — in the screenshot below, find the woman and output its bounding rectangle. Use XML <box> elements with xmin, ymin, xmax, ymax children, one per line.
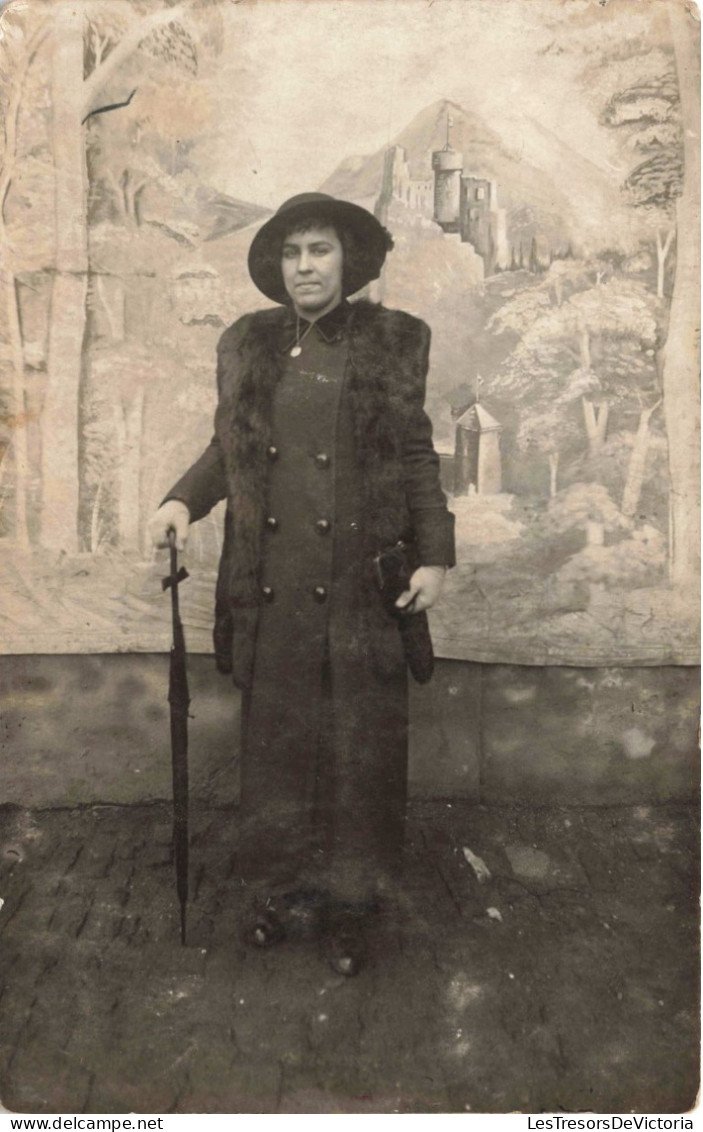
<box><xmin>149</xmin><ymin>192</ymin><xmax>455</xmax><ymax>975</ymax></box>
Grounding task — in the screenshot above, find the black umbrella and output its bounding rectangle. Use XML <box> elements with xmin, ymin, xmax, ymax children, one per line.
<box><xmin>162</xmin><ymin>530</ymin><xmax>190</xmax><ymax>944</ymax></box>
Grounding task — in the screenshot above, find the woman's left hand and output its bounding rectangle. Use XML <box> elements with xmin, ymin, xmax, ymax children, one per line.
<box><xmin>395</xmin><ymin>566</ymin><xmax>447</xmax><ymax>614</ymax></box>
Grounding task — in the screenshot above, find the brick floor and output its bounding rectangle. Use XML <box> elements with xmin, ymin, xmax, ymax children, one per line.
<box><xmin>0</xmin><ymin>801</ymin><xmax>698</xmax><ymax>1114</ymax></box>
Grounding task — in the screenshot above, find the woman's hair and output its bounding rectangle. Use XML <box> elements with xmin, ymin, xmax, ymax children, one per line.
<box><xmin>266</xmin><ymin>211</ymin><xmax>394</xmax><ymax>298</ymax></box>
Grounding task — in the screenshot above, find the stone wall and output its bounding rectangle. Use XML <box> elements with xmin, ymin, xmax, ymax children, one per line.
<box><xmin>0</xmin><ymin>655</ymin><xmax>698</xmax><ymax>808</ymax></box>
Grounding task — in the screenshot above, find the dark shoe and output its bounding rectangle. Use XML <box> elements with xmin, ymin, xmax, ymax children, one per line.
<box><xmin>243</xmin><ymin>905</ymin><xmax>285</xmax><ymax>948</ymax></box>
<box><xmin>321</xmin><ymin>903</ymin><xmax>370</xmax><ymax>977</ymax></box>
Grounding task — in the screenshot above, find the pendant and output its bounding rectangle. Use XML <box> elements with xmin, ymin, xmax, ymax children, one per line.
<box><xmin>290</xmin><ymin>345</ymin><xmax>302</xmax><ymax>357</ymax></box>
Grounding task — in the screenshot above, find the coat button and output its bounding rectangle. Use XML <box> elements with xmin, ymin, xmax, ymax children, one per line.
<box><xmin>312</xmin><ymin>586</ymin><xmax>327</xmax><ymax>603</ymax></box>
<box><xmin>267</xmin><ymin>445</ymin><xmax>279</xmax><ymax>461</ymax></box>
<box><xmin>265</xmin><ymin>516</ymin><xmax>279</xmax><ymax>531</ymax></box>
<box><xmin>261</xmin><ymin>585</ymin><xmax>274</xmax><ymax>603</ymax></box>
<box><xmin>314</xmin><ymin>452</ymin><xmax>330</xmax><ymax>469</ymax></box>
<box><xmin>315</xmin><ymin>518</ymin><xmax>331</xmax><ymax>535</ymax></box>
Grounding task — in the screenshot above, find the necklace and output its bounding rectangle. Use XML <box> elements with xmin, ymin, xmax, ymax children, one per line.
<box><xmin>290</xmin><ymin>316</ymin><xmax>315</xmax><ymax>357</ymax></box>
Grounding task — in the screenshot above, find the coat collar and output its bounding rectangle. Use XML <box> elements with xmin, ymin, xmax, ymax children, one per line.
<box><xmin>279</xmin><ymin>299</ymin><xmax>352</xmax><ymax>351</ymax></box>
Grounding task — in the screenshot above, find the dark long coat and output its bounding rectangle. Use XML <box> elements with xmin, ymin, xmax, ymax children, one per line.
<box><xmin>166</xmin><ymin>298</ymin><xmax>455</xmax><ymax>900</ymax></box>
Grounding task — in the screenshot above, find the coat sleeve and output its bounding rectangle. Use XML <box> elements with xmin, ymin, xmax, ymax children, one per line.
<box><xmin>403</xmin><ymin>320</ymin><xmax>456</xmax><ymax>568</ymax></box>
<box><xmin>161</xmin><ymin>324</ymin><xmax>239</xmax><ymax>521</ymax></box>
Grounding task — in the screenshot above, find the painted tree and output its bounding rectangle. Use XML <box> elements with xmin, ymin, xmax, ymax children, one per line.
<box><xmin>600</xmin><ymin>48</ymin><xmax>683</xmax><ymax>298</ymax></box>
<box><xmin>34</xmin><ymin>0</ymin><xmax>221</xmax><ymax>553</ymax></box>
<box><xmin>494</xmin><ymin>341</ymin><xmax>584</xmax><ymax>498</ymax></box>
<box><xmin>81</xmin><ymin>223</ymin><xmax>187</xmax><ymax>551</ymax></box>
<box><xmin>79</xmin><ymin>7</ymin><xmax>220</xmax><ymax>554</ymax></box>
<box><xmin>87</xmin><ymin>79</ymin><xmax>213</xmax><ymax>237</ymax></box>
<box><xmin>591</xmin><ymin>11</ymin><xmax>699</xmax><ymax>583</ymax></box>
<box><xmin>662</xmin><ymin>1</ymin><xmax>700</xmax><ymax>585</ymax></box>
<box><xmin>528</xmin><ymin>4</ymin><xmax>697</xmax><ymax>596</ymax></box>
<box><xmin>489</xmin><ymin>268</ymin><xmax>660</xmax><ymax>504</ymax></box>
<box><xmin>41</xmin><ymin>3</ymin><xmax>91</xmax><ymax>555</ymax></box>
<box><xmin>530</xmin><ymin>277</ymin><xmax>659</xmax><ymax>459</ymax></box>
<box><xmin>566</xmin><ymin>9</ymin><xmax>698</xmax><ymax>584</ymax></box>
<box><xmin>542</xmin><ymin>258</ymin><xmax>610</xmax><ymax>309</ymax></box>
<box><xmin>0</xmin><ymin>8</ymin><xmax>50</xmax><ymax>548</ymax></box>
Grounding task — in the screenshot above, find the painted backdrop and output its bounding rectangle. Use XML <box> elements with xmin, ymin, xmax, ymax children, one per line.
<box><xmin>0</xmin><ymin>0</ymin><xmax>699</xmax><ymax>664</ymax></box>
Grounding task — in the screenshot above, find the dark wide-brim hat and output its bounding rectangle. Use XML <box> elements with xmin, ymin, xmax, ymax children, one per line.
<box><xmin>248</xmin><ymin>191</ymin><xmax>392</xmax><ymax>305</ymax></box>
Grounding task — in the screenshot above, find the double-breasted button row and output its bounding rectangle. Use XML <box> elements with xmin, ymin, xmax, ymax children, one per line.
<box><xmin>260</xmin><ymin>585</ymin><xmax>328</xmax><ymax>604</ymax></box>
<box><xmin>264</xmin><ymin>516</ymin><xmax>331</xmax><ymax>535</ymax></box>
<box><xmin>266</xmin><ymin>447</ymin><xmax>329</xmax><ymax>469</ymax></box>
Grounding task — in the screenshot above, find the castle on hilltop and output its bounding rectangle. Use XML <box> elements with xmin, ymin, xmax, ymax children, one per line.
<box><xmin>375</xmin><ymin>116</ymin><xmax>510</xmax><ymax>276</ymax></box>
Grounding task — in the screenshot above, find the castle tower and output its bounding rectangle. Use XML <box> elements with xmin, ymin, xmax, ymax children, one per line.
<box><xmin>432</xmin><ymin>146</ymin><xmax>463</xmax><ymax>233</ymax></box>
<box><xmin>460</xmin><ymin>176</ymin><xmax>495</xmax><ymax>272</ymax></box>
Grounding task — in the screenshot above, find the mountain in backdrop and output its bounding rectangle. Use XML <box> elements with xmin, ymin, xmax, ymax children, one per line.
<box><xmin>320</xmin><ymin>98</ymin><xmax>574</xmax><ymax>253</ymax></box>
<box><xmin>137</xmin><ymin>172</ymin><xmax>271</xmax><ymax>246</ymax></box>
<box><xmin>199</xmin><ymin>187</ymin><xmax>272</xmax><ymax>242</ymax></box>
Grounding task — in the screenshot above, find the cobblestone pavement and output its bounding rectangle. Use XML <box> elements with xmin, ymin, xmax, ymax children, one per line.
<box><xmin>0</xmin><ymin>801</ymin><xmax>698</xmax><ymax>1114</ymax></box>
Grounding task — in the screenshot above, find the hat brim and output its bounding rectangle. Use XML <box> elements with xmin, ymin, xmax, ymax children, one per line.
<box><xmin>248</xmin><ymin>198</ymin><xmax>389</xmax><ymax>305</ymax></box>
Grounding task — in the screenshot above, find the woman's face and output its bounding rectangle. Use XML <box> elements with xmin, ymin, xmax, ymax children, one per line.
<box><xmin>281</xmin><ymin>224</ymin><xmax>344</xmax><ymax>320</ymax></box>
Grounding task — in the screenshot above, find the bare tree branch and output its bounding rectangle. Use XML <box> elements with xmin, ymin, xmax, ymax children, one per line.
<box><xmin>81</xmin><ymin>87</ymin><xmax>137</xmax><ymax>125</ymax></box>
<box><xmin>81</xmin><ymin>2</ymin><xmax>189</xmax><ymax>121</ymax></box>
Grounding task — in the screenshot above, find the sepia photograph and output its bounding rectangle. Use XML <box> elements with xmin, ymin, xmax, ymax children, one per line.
<box><xmin>0</xmin><ymin>0</ymin><xmax>699</xmax><ymax>1115</ymax></box>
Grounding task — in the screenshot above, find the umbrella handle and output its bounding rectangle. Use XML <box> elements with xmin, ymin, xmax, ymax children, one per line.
<box><xmin>167</xmin><ymin>528</ymin><xmax>181</xmax><ymax>621</ymax></box>
<box><xmin>168</xmin><ymin>526</ymin><xmax>178</xmax><ymax>575</ymax></box>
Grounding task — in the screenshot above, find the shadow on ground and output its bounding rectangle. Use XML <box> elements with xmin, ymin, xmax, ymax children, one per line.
<box><xmin>0</xmin><ymin>801</ymin><xmax>698</xmax><ymax>1114</ymax></box>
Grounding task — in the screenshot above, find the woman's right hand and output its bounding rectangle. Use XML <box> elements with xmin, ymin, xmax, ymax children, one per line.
<box><xmin>147</xmin><ymin>499</ymin><xmax>191</xmax><ymax>551</ymax></box>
